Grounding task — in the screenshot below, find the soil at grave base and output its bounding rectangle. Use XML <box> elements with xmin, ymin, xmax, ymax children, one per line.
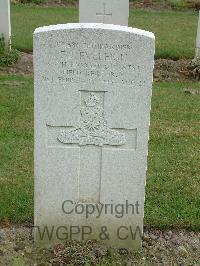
<box><xmin>0</xmin><ymin>225</ymin><xmax>199</xmax><ymax>265</ymax></box>
<box><xmin>0</xmin><ymin>52</ymin><xmax>33</xmax><ymax>76</ymax></box>
<box><xmin>0</xmin><ymin>52</ymin><xmax>195</xmax><ymax>82</ymax></box>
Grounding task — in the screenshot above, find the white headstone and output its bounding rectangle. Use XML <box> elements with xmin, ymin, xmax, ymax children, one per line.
<box><xmin>34</xmin><ymin>23</ymin><xmax>155</xmax><ymax>249</ymax></box>
<box><xmin>196</xmin><ymin>11</ymin><xmax>200</xmax><ymax>58</ymax></box>
<box><xmin>79</xmin><ymin>0</ymin><xmax>129</xmax><ymax>26</ymax></box>
<box><xmin>0</xmin><ymin>0</ymin><xmax>11</xmax><ymax>47</ymax></box>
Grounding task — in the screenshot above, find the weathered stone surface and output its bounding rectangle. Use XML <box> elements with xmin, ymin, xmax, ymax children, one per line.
<box><xmin>196</xmin><ymin>11</ymin><xmax>200</xmax><ymax>58</ymax></box>
<box><xmin>0</xmin><ymin>0</ymin><xmax>11</xmax><ymax>47</ymax></box>
<box><xmin>79</xmin><ymin>0</ymin><xmax>129</xmax><ymax>26</ymax></box>
<box><xmin>34</xmin><ymin>23</ymin><xmax>155</xmax><ymax>249</ymax></box>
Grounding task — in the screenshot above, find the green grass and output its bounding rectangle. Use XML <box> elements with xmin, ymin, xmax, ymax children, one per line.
<box><xmin>0</xmin><ymin>75</ymin><xmax>199</xmax><ymax>228</ymax></box>
<box><xmin>12</xmin><ymin>4</ymin><xmax>78</xmax><ymax>51</ymax></box>
<box><xmin>130</xmin><ymin>9</ymin><xmax>197</xmax><ymax>59</ymax></box>
<box><xmin>11</xmin><ymin>4</ymin><xmax>198</xmax><ymax>58</ymax></box>
<box><xmin>0</xmin><ymin>76</ymin><xmax>33</xmax><ymax>223</ymax></box>
<box><xmin>146</xmin><ymin>82</ymin><xmax>200</xmax><ymax>230</ymax></box>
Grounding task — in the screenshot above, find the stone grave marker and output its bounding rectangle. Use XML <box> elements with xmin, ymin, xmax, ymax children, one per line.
<box><xmin>0</xmin><ymin>0</ymin><xmax>11</xmax><ymax>47</ymax></box>
<box><xmin>79</xmin><ymin>0</ymin><xmax>129</xmax><ymax>26</ymax></box>
<box><xmin>34</xmin><ymin>23</ymin><xmax>155</xmax><ymax>249</ymax></box>
<box><xmin>196</xmin><ymin>11</ymin><xmax>200</xmax><ymax>58</ymax></box>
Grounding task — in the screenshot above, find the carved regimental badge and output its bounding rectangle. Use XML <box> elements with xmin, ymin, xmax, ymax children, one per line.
<box><xmin>57</xmin><ymin>92</ymin><xmax>126</xmax><ymax>147</ymax></box>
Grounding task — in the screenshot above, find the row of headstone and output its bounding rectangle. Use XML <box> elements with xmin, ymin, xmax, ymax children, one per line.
<box><xmin>1</xmin><ymin>0</ymin><xmax>200</xmax><ymax>58</ymax></box>
<box><xmin>34</xmin><ymin>0</ymin><xmax>155</xmax><ymax>249</ymax></box>
<box><xmin>0</xmin><ymin>0</ymin><xmax>196</xmax><ymax>251</ymax></box>
<box><xmin>0</xmin><ymin>0</ymin><xmax>198</xmax><ymax>250</ymax></box>
<box><xmin>0</xmin><ymin>0</ymin><xmax>11</xmax><ymax>48</ymax></box>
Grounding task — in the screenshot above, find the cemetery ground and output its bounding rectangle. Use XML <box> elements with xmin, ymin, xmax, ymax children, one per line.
<box><xmin>0</xmin><ymin>76</ymin><xmax>199</xmax><ymax>264</ymax></box>
<box><xmin>11</xmin><ymin>5</ymin><xmax>196</xmax><ymax>59</ymax></box>
<box><xmin>0</xmin><ymin>3</ymin><xmax>200</xmax><ymax>266</ymax></box>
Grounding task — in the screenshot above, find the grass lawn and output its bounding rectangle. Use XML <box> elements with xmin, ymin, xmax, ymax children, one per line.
<box><xmin>11</xmin><ymin>4</ymin><xmax>197</xmax><ymax>59</ymax></box>
<box><xmin>0</xmin><ymin>76</ymin><xmax>33</xmax><ymax>223</ymax></box>
<box><xmin>0</xmin><ymin>75</ymin><xmax>199</xmax><ymax>229</ymax></box>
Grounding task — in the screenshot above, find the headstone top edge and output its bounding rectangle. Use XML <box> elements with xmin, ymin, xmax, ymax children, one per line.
<box><xmin>34</xmin><ymin>23</ymin><xmax>155</xmax><ymax>39</ymax></box>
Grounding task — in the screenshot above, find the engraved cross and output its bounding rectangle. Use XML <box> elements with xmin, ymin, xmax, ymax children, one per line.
<box><xmin>47</xmin><ymin>91</ymin><xmax>136</xmax><ymax>203</ymax></box>
<box><xmin>96</xmin><ymin>3</ymin><xmax>112</xmax><ymax>23</ymax></box>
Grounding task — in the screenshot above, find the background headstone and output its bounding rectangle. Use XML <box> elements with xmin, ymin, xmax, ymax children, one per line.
<box><xmin>195</xmin><ymin>11</ymin><xmax>200</xmax><ymax>58</ymax></box>
<box><xmin>0</xmin><ymin>0</ymin><xmax>11</xmax><ymax>47</ymax></box>
<box><xmin>34</xmin><ymin>23</ymin><xmax>155</xmax><ymax>249</ymax></box>
<box><xmin>79</xmin><ymin>0</ymin><xmax>129</xmax><ymax>26</ymax></box>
